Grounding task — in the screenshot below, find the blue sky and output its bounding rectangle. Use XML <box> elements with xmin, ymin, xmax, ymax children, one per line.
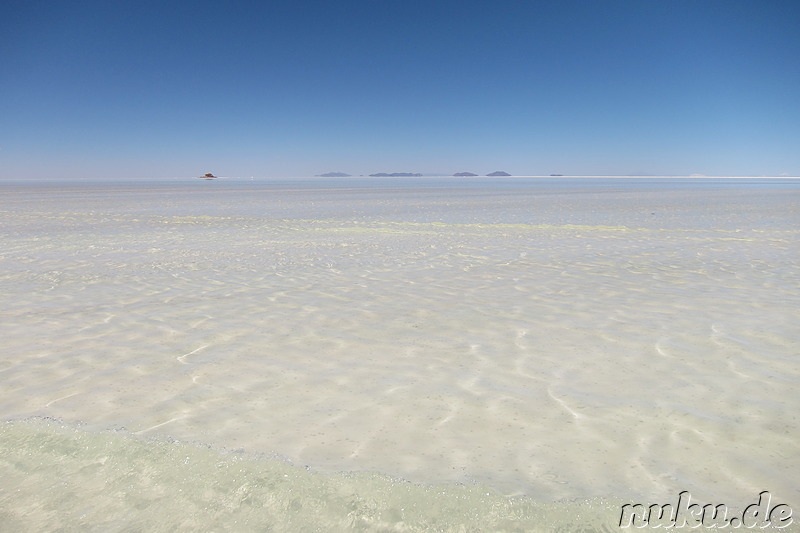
<box><xmin>2</xmin><ymin>0</ymin><xmax>799</xmax><ymax>178</ymax></box>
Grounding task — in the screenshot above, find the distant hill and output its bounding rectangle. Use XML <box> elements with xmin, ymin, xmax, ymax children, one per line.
<box><xmin>316</xmin><ymin>172</ymin><xmax>351</xmax><ymax>177</ymax></box>
<box><xmin>453</xmin><ymin>172</ymin><xmax>478</xmax><ymax>176</ymax></box>
<box><xmin>486</xmin><ymin>171</ymin><xmax>511</xmax><ymax>176</ymax></box>
<box><xmin>369</xmin><ymin>172</ymin><xmax>423</xmax><ymax>177</ymax></box>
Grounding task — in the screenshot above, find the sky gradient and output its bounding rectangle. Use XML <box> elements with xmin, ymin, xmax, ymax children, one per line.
<box><xmin>2</xmin><ymin>0</ymin><xmax>799</xmax><ymax>179</ymax></box>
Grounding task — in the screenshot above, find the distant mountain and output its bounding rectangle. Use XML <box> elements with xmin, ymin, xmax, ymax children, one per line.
<box><xmin>486</xmin><ymin>171</ymin><xmax>511</xmax><ymax>176</ymax></box>
<box><xmin>316</xmin><ymin>172</ymin><xmax>351</xmax><ymax>177</ymax></box>
<box><xmin>453</xmin><ymin>172</ymin><xmax>478</xmax><ymax>176</ymax></box>
<box><xmin>369</xmin><ymin>172</ymin><xmax>423</xmax><ymax>177</ymax></box>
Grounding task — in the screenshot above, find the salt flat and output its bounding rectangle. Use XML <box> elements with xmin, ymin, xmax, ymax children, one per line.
<box><xmin>1</xmin><ymin>177</ymin><xmax>798</xmax><ymax>531</ymax></box>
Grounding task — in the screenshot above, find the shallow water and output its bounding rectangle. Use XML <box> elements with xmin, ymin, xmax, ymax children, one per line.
<box><xmin>1</xmin><ymin>177</ymin><xmax>798</xmax><ymax>531</ymax></box>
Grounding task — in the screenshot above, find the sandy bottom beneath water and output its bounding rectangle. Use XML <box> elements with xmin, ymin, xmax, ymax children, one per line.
<box><xmin>1</xmin><ymin>179</ymin><xmax>798</xmax><ymax>530</ymax></box>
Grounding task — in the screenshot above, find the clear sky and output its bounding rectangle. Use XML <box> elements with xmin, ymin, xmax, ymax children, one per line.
<box><xmin>2</xmin><ymin>0</ymin><xmax>799</xmax><ymax>178</ymax></box>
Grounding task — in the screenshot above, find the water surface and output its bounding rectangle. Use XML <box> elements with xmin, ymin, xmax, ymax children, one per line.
<box><xmin>1</xmin><ymin>177</ymin><xmax>798</xmax><ymax>531</ymax></box>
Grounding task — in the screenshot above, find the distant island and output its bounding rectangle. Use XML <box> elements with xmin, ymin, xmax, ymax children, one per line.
<box><xmin>306</xmin><ymin>171</ymin><xmax>517</xmax><ymax>178</ymax></box>
<box><xmin>369</xmin><ymin>172</ymin><xmax>423</xmax><ymax>177</ymax></box>
<box><xmin>197</xmin><ymin>173</ymin><xmax>217</xmax><ymax>179</ymax></box>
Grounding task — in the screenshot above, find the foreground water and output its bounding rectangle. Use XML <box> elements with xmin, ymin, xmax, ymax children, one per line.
<box><xmin>1</xmin><ymin>177</ymin><xmax>798</xmax><ymax>531</ymax></box>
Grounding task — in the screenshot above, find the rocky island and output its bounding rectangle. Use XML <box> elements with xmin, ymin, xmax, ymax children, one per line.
<box><xmin>453</xmin><ymin>172</ymin><xmax>478</xmax><ymax>177</ymax></box>
<box><xmin>486</xmin><ymin>171</ymin><xmax>511</xmax><ymax>176</ymax></box>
